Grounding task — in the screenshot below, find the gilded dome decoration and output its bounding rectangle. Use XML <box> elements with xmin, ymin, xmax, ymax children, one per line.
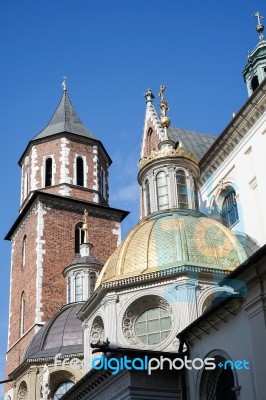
<box><xmin>95</xmin><ymin>210</ymin><xmax>248</xmax><ymax>289</ymax></box>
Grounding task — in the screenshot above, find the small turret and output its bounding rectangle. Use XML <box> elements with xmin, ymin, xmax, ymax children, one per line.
<box><xmin>243</xmin><ymin>12</ymin><xmax>266</xmax><ymax>96</ymax></box>
<box><xmin>63</xmin><ymin>210</ymin><xmax>104</xmax><ymax>303</ymax></box>
<box><xmin>138</xmin><ymin>86</ymin><xmax>200</xmax><ymax>218</ymax></box>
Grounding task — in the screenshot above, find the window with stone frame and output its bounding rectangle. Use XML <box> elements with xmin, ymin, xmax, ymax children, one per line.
<box><xmin>75</xmin><ymin>223</ymin><xmax>85</xmax><ymax>254</ymax></box>
<box><xmin>20</xmin><ymin>292</ymin><xmax>26</xmax><ymax>337</ymax></box>
<box><xmin>89</xmin><ymin>272</ymin><xmax>97</xmax><ymax>297</ymax></box>
<box><xmin>221</xmin><ymin>188</ymin><xmax>239</xmax><ymax>228</ymax></box>
<box><xmin>176</xmin><ymin>169</ymin><xmax>189</xmax><ymax>209</ymax></box>
<box><xmin>76</xmin><ymin>156</ymin><xmax>84</xmax><ymax>186</ymax></box>
<box><xmin>156</xmin><ymin>171</ymin><xmax>169</xmax><ymax>210</ymax></box>
<box><xmin>45</xmin><ymin>157</ymin><xmax>53</xmax><ymax>187</ymax></box>
<box><xmin>75</xmin><ymin>273</ymin><xmax>83</xmax><ymax>302</ymax></box>
<box><xmin>145</xmin><ymin>179</ymin><xmax>151</xmax><ymax>215</ymax></box>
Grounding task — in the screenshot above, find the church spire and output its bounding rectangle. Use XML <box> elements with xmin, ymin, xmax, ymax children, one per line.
<box><xmin>32</xmin><ymin>81</ymin><xmax>96</xmax><ymax>141</ymax></box>
<box><xmin>243</xmin><ymin>12</ymin><xmax>266</xmax><ymax>96</ymax></box>
<box><xmin>253</xmin><ymin>11</ymin><xmax>264</xmax><ymax>41</ymax></box>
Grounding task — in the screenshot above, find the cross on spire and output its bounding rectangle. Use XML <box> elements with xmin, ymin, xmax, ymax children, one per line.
<box><xmin>253</xmin><ymin>11</ymin><xmax>263</xmax><ymax>26</ymax></box>
<box><xmin>62</xmin><ymin>76</ymin><xmax>67</xmax><ymax>91</ymax></box>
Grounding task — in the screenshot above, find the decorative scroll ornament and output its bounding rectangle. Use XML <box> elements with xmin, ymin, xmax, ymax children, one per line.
<box><xmin>139</xmin><ymin>146</ymin><xmax>198</xmax><ymax>169</ymax></box>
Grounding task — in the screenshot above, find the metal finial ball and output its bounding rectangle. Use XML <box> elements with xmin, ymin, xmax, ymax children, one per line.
<box><xmin>256</xmin><ymin>24</ymin><xmax>264</xmax><ymax>33</ymax></box>
<box><xmin>160</xmin><ymin>116</ymin><xmax>171</xmax><ymax>128</ymax></box>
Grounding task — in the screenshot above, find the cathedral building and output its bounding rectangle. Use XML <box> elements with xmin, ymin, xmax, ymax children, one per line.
<box><xmin>4</xmin><ymin>12</ymin><xmax>266</xmax><ymax>400</ymax></box>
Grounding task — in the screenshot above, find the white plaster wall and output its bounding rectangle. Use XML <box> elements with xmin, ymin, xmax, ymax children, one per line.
<box><xmin>199</xmin><ymin>111</ymin><xmax>266</xmax><ymax>246</ymax></box>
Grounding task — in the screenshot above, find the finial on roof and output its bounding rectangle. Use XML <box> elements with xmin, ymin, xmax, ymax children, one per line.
<box><xmin>62</xmin><ymin>76</ymin><xmax>68</xmax><ymax>91</ymax></box>
<box><xmin>144</xmin><ymin>89</ymin><xmax>154</xmax><ymax>103</ymax></box>
<box><xmin>158</xmin><ymin>85</ymin><xmax>171</xmax><ymax>138</ymax></box>
<box><xmin>253</xmin><ymin>11</ymin><xmax>264</xmax><ymax>41</ymax></box>
<box><xmin>82</xmin><ymin>209</ymin><xmax>89</xmax><ymax>244</ymax></box>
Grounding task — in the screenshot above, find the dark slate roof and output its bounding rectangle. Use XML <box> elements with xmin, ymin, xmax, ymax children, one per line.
<box><xmin>235</xmin><ymin>233</ymin><xmax>260</xmax><ymax>258</ymax></box>
<box><xmin>168</xmin><ymin>127</ymin><xmax>216</xmax><ymax>160</ymax></box>
<box><xmin>24</xmin><ymin>303</ymin><xmax>84</xmax><ymax>360</ymax></box>
<box><xmin>33</xmin><ymin>90</ymin><xmax>96</xmax><ymax>140</ymax></box>
<box><xmin>67</xmin><ymin>254</ymin><xmax>104</xmax><ymax>268</ymax></box>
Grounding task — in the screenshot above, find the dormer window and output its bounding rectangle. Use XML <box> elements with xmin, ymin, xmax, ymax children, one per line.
<box><xmin>76</xmin><ymin>157</ymin><xmax>84</xmax><ymax>186</ymax></box>
<box><xmin>45</xmin><ymin>158</ymin><xmax>53</xmax><ymax>187</ymax></box>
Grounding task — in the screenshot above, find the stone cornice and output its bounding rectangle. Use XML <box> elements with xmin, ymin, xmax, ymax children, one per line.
<box><xmin>200</xmin><ymin>79</ymin><xmax>266</xmax><ymax>179</ymax></box>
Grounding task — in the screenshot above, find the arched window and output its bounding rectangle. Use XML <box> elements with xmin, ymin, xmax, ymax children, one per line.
<box><xmin>89</xmin><ymin>272</ymin><xmax>97</xmax><ymax>297</ymax></box>
<box><xmin>76</xmin><ymin>157</ymin><xmax>84</xmax><ymax>186</ymax></box>
<box><xmin>75</xmin><ymin>223</ymin><xmax>84</xmax><ymax>253</ymax></box>
<box><xmin>145</xmin><ymin>179</ymin><xmax>151</xmax><ymax>214</ymax></box>
<box><xmin>22</xmin><ymin>235</ymin><xmax>26</xmax><ymax>269</ymax></box>
<box><xmin>176</xmin><ymin>170</ymin><xmax>188</xmax><ymax>209</ymax></box>
<box><xmin>45</xmin><ymin>158</ymin><xmax>53</xmax><ymax>187</ymax></box>
<box><xmin>20</xmin><ymin>292</ymin><xmax>26</xmax><ymax>337</ymax></box>
<box><xmin>222</xmin><ymin>188</ymin><xmax>239</xmax><ymax>228</ymax></box>
<box><xmin>156</xmin><ymin>171</ymin><xmax>169</xmax><ymax>210</ymax></box>
<box><xmin>251</xmin><ymin>75</ymin><xmax>259</xmax><ymax>92</ymax></box>
<box><xmin>200</xmin><ymin>356</ymin><xmax>237</xmax><ymax>400</ymax></box>
<box><xmin>75</xmin><ymin>273</ymin><xmax>83</xmax><ymax>301</ymax></box>
<box><xmin>53</xmin><ymin>382</ymin><xmax>74</xmax><ymax>400</ymax></box>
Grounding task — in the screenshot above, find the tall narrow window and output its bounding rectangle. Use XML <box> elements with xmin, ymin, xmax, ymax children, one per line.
<box><xmin>75</xmin><ymin>223</ymin><xmax>84</xmax><ymax>253</ymax></box>
<box><xmin>145</xmin><ymin>179</ymin><xmax>151</xmax><ymax>214</ymax></box>
<box><xmin>222</xmin><ymin>188</ymin><xmax>239</xmax><ymax>228</ymax></box>
<box><xmin>176</xmin><ymin>170</ymin><xmax>189</xmax><ymax>209</ymax></box>
<box><xmin>251</xmin><ymin>75</ymin><xmax>259</xmax><ymax>92</ymax></box>
<box><xmin>20</xmin><ymin>292</ymin><xmax>26</xmax><ymax>337</ymax></box>
<box><xmin>67</xmin><ymin>277</ymin><xmax>71</xmax><ymax>303</ymax></box>
<box><xmin>89</xmin><ymin>272</ymin><xmax>97</xmax><ymax>297</ymax></box>
<box><xmin>45</xmin><ymin>158</ymin><xmax>53</xmax><ymax>187</ymax></box>
<box><xmin>156</xmin><ymin>171</ymin><xmax>169</xmax><ymax>210</ymax></box>
<box><xmin>100</xmin><ymin>168</ymin><xmax>106</xmax><ymax>199</ymax></box>
<box><xmin>75</xmin><ymin>273</ymin><xmax>83</xmax><ymax>301</ymax></box>
<box><xmin>76</xmin><ymin>157</ymin><xmax>84</xmax><ymax>186</ymax></box>
<box><xmin>23</xmin><ymin>170</ymin><xmax>29</xmax><ymax>199</ymax></box>
<box><xmin>22</xmin><ymin>236</ymin><xmax>26</xmax><ymax>269</ymax></box>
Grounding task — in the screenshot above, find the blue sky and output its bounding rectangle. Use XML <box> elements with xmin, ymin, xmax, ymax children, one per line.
<box><xmin>0</xmin><ymin>0</ymin><xmax>265</xmax><ymax>395</ymax></box>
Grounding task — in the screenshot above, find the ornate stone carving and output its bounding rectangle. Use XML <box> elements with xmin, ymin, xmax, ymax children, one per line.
<box><xmin>139</xmin><ymin>146</ymin><xmax>198</xmax><ymax>169</ymax></box>
<box><xmin>41</xmin><ymin>365</ymin><xmax>50</xmax><ymax>400</ymax></box>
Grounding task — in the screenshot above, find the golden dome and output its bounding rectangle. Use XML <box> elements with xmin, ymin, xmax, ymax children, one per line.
<box><xmin>95</xmin><ymin>210</ymin><xmax>248</xmax><ymax>289</ymax></box>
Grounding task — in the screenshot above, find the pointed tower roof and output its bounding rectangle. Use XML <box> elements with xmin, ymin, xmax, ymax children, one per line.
<box><xmin>33</xmin><ymin>83</ymin><xmax>96</xmax><ymax>141</ymax></box>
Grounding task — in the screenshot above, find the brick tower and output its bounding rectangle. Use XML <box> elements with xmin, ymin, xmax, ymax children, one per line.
<box><xmin>5</xmin><ymin>81</ymin><xmax>128</xmax><ymax>381</ymax></box>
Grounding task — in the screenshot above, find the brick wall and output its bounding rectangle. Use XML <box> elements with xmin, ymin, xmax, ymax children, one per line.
<box><xmin>6</xmin><ymin>196</ymin><xmax>122</xmax><ymax>377</ymax></box>
<box><xmin>20</xmin><ymin>135</ymin><xmax>110</xmax><ymax>209</ymax></box>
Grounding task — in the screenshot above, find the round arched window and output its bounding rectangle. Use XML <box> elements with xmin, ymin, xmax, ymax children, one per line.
<box><xmin>122</xmin><ymin>295</ymin><xmax>172</xmax><ymax>347</ymax></box>
<box><xmin>54</xmin><ymin>381</ymin><xmax>74</xmax><ymax>399</ymax></box>
<box><xmin>135</xmin><ymin>307</ymin><xmax>171</xmax><ymax>345</ymax></box>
